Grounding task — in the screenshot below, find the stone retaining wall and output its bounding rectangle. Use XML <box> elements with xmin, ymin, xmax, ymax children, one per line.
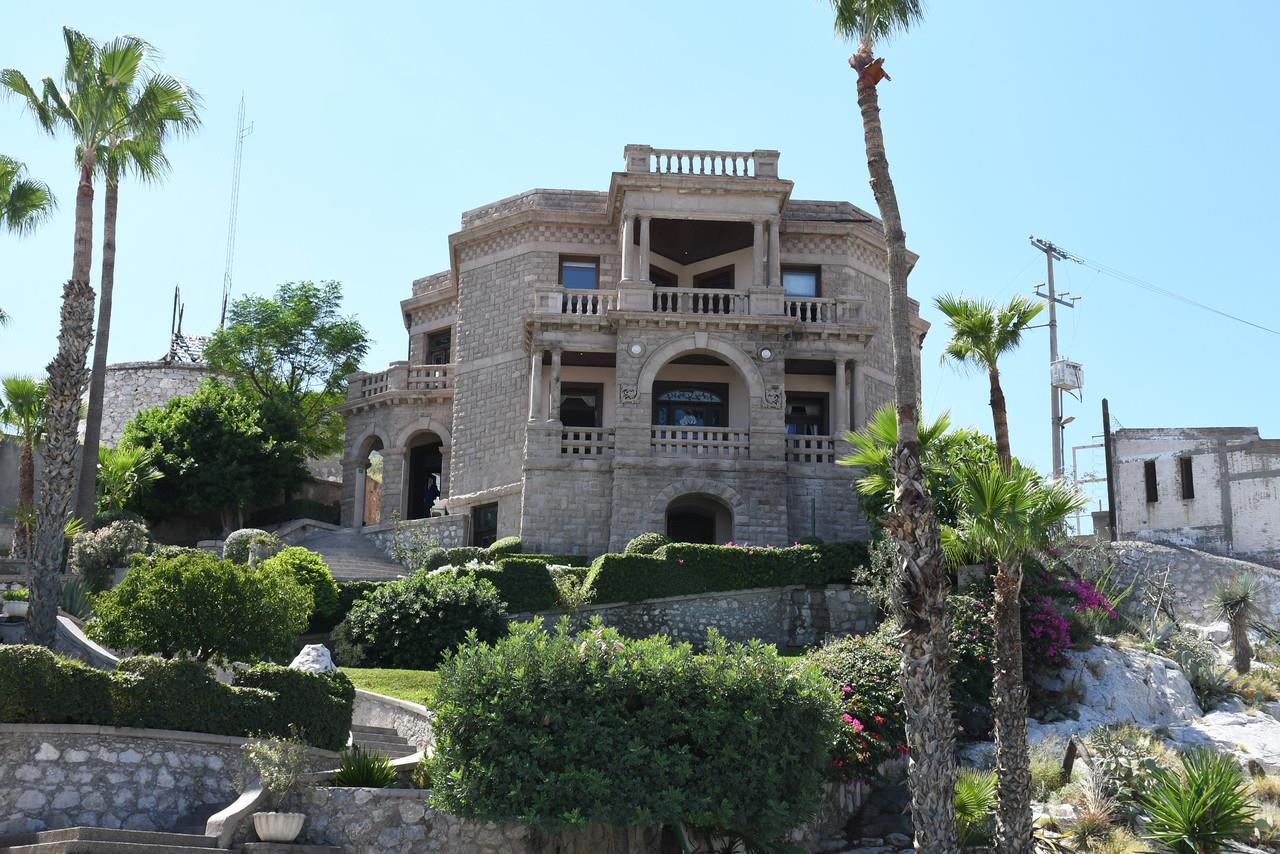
<box><xmin>0</xmin><ymin>724</ymin><xmax>337</xmax><ymax>837</ymax></box>
<box><xmin>519</xmin><ymin>583</ymin><xmax>877</xmax><ymax>647</ymax></box>
<box><xmin>352</xmin><ymin>690</ymin><xmax>433</xmax><ymax>751</ymax></box>
<box><xmin>363</xmin><ymin>516</ymin><xmax>467</xmax><ymax>556</ymax></box>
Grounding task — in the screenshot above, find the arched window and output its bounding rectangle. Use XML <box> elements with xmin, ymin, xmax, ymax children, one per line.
<box><xmin>653</xmin><ymin>382</ymin><xmax>727</xmax><ymax>428</ymax></box>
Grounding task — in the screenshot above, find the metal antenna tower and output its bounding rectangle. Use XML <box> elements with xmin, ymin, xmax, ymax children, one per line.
<box><xmin>219</xmin><ymin>95</ymin><xmax>253</xmax><ymax>328</ymax></box>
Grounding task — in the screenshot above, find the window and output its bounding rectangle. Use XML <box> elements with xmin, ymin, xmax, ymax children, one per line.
<box><xmin>782</xmin><ymin>266</ymin><xmax>820</xmax><ymax>297</ymax></box>
<box><xmin>1144</xmin><ymin>460</ymin><xmax>1159</xmax><ymax>503</ymax></box>
<box><xmin>650</xmin><ymin>265</ymin><xmax>678</xmax><ymax>287</ymax></box>
<box><xmin>561</xmin><ymin>383</ymin><xmax>603</xmax><ymax>428</ymax></box>
<box><xmin>1180</xmin><ymin>456</ymin><xmax>1195</xmax><ymax>500</ymax></box>
<box><xmin>652</xmin><ymin>382</ymin><xmax>728</xmax><ymax>428</ymax></box>
<box><xmin>426</xmin><ymin>328</ymin><xmax>451</xmax><ymax>364</ymax></box>
<box><xmin>560</xmin><ymin>256</ymin><xmax>599</xmax><ymax>290</ymax></box>
<box><xmin>692</xmin><ymin>265</ymin><xmax>734</xmax><ymax>290</ymax></box>
<box><xmin>471</xmin><ymin>503</ymin><xmax>499</xmax><ymax>548</ymax></box>
<box><xmin>785</xmin><ymin>394</ymin><xmax>828</xmax><ymax>436</ymax></box>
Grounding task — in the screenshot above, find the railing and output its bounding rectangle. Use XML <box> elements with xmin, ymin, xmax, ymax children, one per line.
<box><xmin>787</xmin><ymin>435</ymin><xmax>836</xmax><ymax>464</ymax></box>
<box><xmin>624</xmin><ymin>145</ymin><xmax>779</xmax><ymax>179</ymax></box>
<box><xmin>651</xmin><ymin>427</ymin><xmax>750</xmax><ymax>459</ymax></box>
<box><xmin>785</xmin><ymin>297</ymin><xmax>840</xmax><ymax>324</ymax></box>
<box><xmin>561</xmin><ymin>289</ymin><xmax>616</xmax><ymax>316</ymax></box>
<box><xmin>406</xmin><ymin>363</ymin><xmax>452</xmax><ymax>391</ymax></box>
<box><xmin>353</xmin><ymin>369</ymin><xmax>390</xmax><ymax>399</ymax></box>
<box><xmin>653</xmin><ymin>288</ymin><xmax>750</xmax><ymax>316</ymax></box>
<box><xmin>561</xmin><ymin>427</ymin><xmax>615</xmax><ymax>457</ymax></box>
<box><xmin>348</xmin><ymin>363</ymin><xmax>455</xmax><ymax>401</ymax></box>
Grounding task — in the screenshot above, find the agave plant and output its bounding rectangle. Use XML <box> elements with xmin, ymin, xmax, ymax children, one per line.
<box><xmin>332</xmin><ymin>745</ymin><xmax>396</xmax><ymax>788</ymax></box>
<box><xmin>1212</xmin><ymin>574</ymin><xmax>1258</xmax><ymax>674</ymax></box>
<box><xmin>1139</xmin><ymin>748</ymin><xmax>1255</xmax><ymax>854</ymax></box>
<box><xmin>955</xmin><ymin>768</ymin><xmax>997</xmax><ymax>849</ymax></box>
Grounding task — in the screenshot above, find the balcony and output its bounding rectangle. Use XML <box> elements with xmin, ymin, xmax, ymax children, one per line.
<box><xmin>651</xmin><ymin>427</ymin><xmax>750</xmax><ymax>459</ymax></box>
<box><xmin>624</xmin><ymin>145</ymin><xmax>779</xmax><ymax>179</ymax></box>
<box><xmin>787</xmin><ymin>435</ymin><xmax>837</xmax><ymax>464</ymax></box>
<box><xmin>652</xmin><ymin>288</ymin><xmax>750</xmax><ymax>316</ymax></box>
<box><xmin>341</xmin><ymin>362</ymin><xmax>454</xmax><ymax>413</ymax></box>
<box><xmin>561</xmin><ymin>427</ymin><xmax>615</xmax><ymax>457</ymax></box>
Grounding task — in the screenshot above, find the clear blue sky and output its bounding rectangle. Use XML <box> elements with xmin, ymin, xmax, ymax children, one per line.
<box><xmin>3</xmin><ymin>1</ymin><xmax>1278</xmax><ymax>519</ymax></box>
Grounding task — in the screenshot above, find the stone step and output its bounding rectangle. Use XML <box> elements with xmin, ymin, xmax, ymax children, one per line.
<box><xmin>352</xmin><ymin>740</ymin><xmax>415</xmax><ymax>757</ymax></box>
<box><xmin>350</xmin><ymin>724</ymin><xmax>399</xmax><ymax>736</ymax></box>
<box><xmin>0</xmin><ymin>843</ymin><xmax>227</xmax><ymax>854</ymax></box>
<box><xmin>0</xmin><ymin>826</ymin><xmax>228</xmax><ymax>853</ymax></box>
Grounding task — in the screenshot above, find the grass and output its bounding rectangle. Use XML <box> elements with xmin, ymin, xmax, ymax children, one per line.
<box><xmin>341</xmin><ymin>667</ymin><xmax>439</xmax><ymax>707</ymax></box>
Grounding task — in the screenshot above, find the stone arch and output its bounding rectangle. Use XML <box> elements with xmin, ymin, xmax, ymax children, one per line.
<box><xmin>637</xmin><ymin>333</ymin><xmax>766</xmax><ymax>402</ymax></box>
<box><xmin>393</xmin><ymin>416</ymin><xmax>452</xmax><ymax>450</ymax></box>
<box><xmin>346</xmin><ymin>425</ymin><xmax>387</xmax><ymax>465</ymax></box>
<box><xmin>655</xmin><ymin>479</ymin><xmax>745</xmax><ymax>545</ymax></box>
<box><xmin>654</xmin><ymin>478</ymin><xmax>747</xmax><ymax>517</ymax></box>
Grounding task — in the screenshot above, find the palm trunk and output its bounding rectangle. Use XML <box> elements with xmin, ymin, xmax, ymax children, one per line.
<box><xmin>991</xmin><ymin>559</ymin><xmax>1033</xmax><ymax>853</ymax></box>
<box><xmin>29</xmin><ymin>155</ymin><xmax>96</xmax><ymax>647</ymax></box>
<box><xmin>852</xmin><ymin>43</ymin><xmax>957</xmax><ymax>852</ymax></box>
<box><xmin>12</xmin><ymin>440</ymin><xmax>34</xmax><ymax>559</ymax></box>
<box><xmin>989</xmin><ymin>366</ymin><xmax>1011</xmax><ymax>466</ymax></box>
<box><xmin>1232</xmin><ymin>612</ymin><xmax>1253</xmax><ymax>674</ymax></box>
<box><xmin>75</xmin><ymin>170</ymin><xmax>119</xmax><ymax>522</ymax></box>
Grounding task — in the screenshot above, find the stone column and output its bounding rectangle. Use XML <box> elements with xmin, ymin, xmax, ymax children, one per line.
<box><xmin>380</xmin><ymin>448</ymin><xmax>406</xmax><ymax>525</ymax></box>
<box><xmin>620</xmin><ymin>213</ymin><xmax>636</xmax><ymax>281</ymax></box>
<box><xmin>528</xmin><ymin>350</ymin><xmax>545</xmax><ymax>421</ymax></box>
<box><xmin>752</xmin><ymin>219</ymin><xmax>765</xmax><ymax>286</ymax></box>
<box><xmin>352</xmin><ymin>465</ymin><xmax>366</xmax><ymax>527</ymax></box>
<box><xmin>852</xmin><ymin>361</ymin><xmax>867</xmax><ymax>429</ymax></box>
<box><xmin>548</xmin><ymin>348</ymin><xmax>563</xmax><ymax>422</ymax></box>
<box><xmin>438</xmin><ymin>447</ymin><xmax>451</xmax><ymax>506</ymax></box>
<box><xmin>768</xmin><ymin>217</ymin><xmax>782</xmax><ymax>288</ymax></box>
<box><xmin>834</xmin><ymin>358</ymin><xmax>850</xmax><ymax>436</ymax></box>
<box><xmin>638</xmin><ymin>215</ymin><xmax>652</xmax><ymax>282</ymax></box>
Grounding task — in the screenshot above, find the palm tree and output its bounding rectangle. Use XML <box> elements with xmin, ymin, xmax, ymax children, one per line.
<box><xmin>935</xmin><ymin>294</ymin><xmax>1044</xmax><ymax>466</ymax></box>
<box><xmin>824</xmin><ymin>2</ymin><xmax>955</xmax><ymax>848</ymax></box>
<box><xmin>95</xmin><ymin>443</ymin><xmax>162</xmax><ymax>513</ymax></box>
<box><xmin>943</xmin><ymin>461</ymin><xmax>1084</xmax><ymax>854</ymax></box>
<box><xmin>1212</xmin><ymin>574</ymin><xmax>1258</xmax><ymax>675</ymax></box>
<box><xmin>0</xmin><ymin>377</ymin><xmax>47</xmax><ymax>560</ymax></box>
<box><xmin>75</xmin><ymin>74</ymin><xmax>201</xmax><ymax>522</ymax></box>
<box><xmin>2</xmin><ymin>28</ymin><xmax>157</xmax><ymax>646</ymax></box>
<box><xmin>0</xmin><ymin>154</ymin><xmax>56</xmax><ymax>235</ymax></box>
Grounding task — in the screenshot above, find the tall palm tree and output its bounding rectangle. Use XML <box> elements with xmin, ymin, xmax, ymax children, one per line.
<box><xmin>935</xmin><ymin>295</ymin><xmax>1044</xmax><ymax>466</ymax></box>
<box><xmin>0</xmin><ymin>154</ymin><xmax>56</xmax><ymax>236</ymax></box>
<box><xmin>2</xmin><ymin>27</ymin><xmax>156</xmax><ymax>646</ymax></box>
<box><xmin>75</xmin><ymin>74</ymin><xmax>201</xmax><ymax>522</ymax></box>
<box><xmin>943</xmin><ymin>461</ymin><xmax>1085</xmax><ymax>854</ymax></box>
<box><xmin>825</xmin><ymin>2</ymin><xmax>956</xmax><ymax>848</ymax></box>
<box><xmin>0</xmin><ymin>377</ymin><xmax>48</xmax><ymax>560</ymax></box>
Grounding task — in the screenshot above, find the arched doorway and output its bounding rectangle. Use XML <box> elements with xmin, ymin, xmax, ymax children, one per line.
<box><xmin>665</xmin><ymin>494</ymin><xmax>732</xmax><ymax>544</ymax></box>
<box><xmin>405</xmin><ymin>431</ymin><xmax>443</xmax><ymax>520</ymax></box>
<box><xmin>355</xmin><ymin>436</ymin><xmax>385</xmax><ymax>527</ymax></box>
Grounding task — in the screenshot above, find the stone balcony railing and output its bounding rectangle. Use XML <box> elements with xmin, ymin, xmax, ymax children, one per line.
<box><xmin>651</xmin><ymin>427</ymin><xmax>750</xmax><ymax>459</ymax></box>
<box><xmin>561</xmin><ymin>427</ymin><xmax>615</xmax><ymax>457</ymax></box>
<box><xmin>787</xmin><ymin>434</ymin><xmax>837</xmax><ymax>464</ymax></box>
<box><xmin>533</xmin><ymin>286</ymin><xmax>858</xmax><ymax>325</ymax></box>
<box><xmin>652</xmin><ymin>288</ymin><xmax>750</xmax><ymax>316</ymax></box>
<box><xmin>624</xmin><ymin>145</ymin><xmax>779</xmax><ymax>179</ymax></box>
<box><xmin>345</xmin><ymin>362</ymin><xmax>454</xmax><ymax>404</ymax></box>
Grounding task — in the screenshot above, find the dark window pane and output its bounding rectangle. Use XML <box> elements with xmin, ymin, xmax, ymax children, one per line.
<box><xmin>472</xmin><ymin>503</ymin><xmax>499</xmax><ymax>548</ymax></box>
<box><xmin>561</xmin><ymin>259</ymin><xmax>598</xmax><ymax>290</ymax></box>
<box><xmin>1144</xmin><ymin>460</ymin><xmax>1159</xmax><ymax>503</ymax></box>
<box><xmin>1180</xmin><ymin>457</ymin><xmax>1195</xmax><ymax>500</ymax></box>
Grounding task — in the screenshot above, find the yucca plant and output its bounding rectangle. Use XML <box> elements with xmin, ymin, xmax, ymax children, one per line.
<box><xmin>1212</xmin><ymin>574</ymin><xmax>1258</xmax><ymax>674</ymax></box>
<box><xmin>1139</xmin><ymin>749</ymin><xmax>1255</xmax><ymax>854</ymax></box>
<box><xmin>332</xmin><ymin>745</ymin><xmax>396</xmax><ymax>788</ymax></box>
<box><xmin>59</xmin><ymin>575</ymin><xmax>92</xmax><ymax>619</ymax></box>
<box><xmin>955</xmin><ymin>768</ymin><xmax>997</xmax><ymax>850</ymax></box>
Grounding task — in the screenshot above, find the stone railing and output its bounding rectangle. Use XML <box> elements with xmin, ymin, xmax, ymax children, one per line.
<box><xmin>651</xmin><ymin>427</ymin><xmax>750</xmax><ymax>459</ymax></box>
<box><xmin>346</xmin><ymin>363</ymin><xmax>454</xmax><ymax>402</ymax></box>
<box><xmin>560</xmin><ymin>289</ymin><xmax>616</xmax><ymax>316</ymax></box>
<box><xmin>561</xmin><ymin>427</ymin><xmax>615</xmax><ymax>457</ymax></box>
<box><xmin>787</xmin><ymin>434</ymin><xmax>837</xmax><ymax>464</ymax></box>
<box><xmin>652</xmin><ymin>288</ymin><xmax>750</xmax><ymax>316</ymax></box>
<box><xmin>351</xmin><ymin>369</ymin><xmax>390</xmax><ymax>399</ymax></box>
<box><xmin>624</xmin><ymin>145</ymin><xmax>779</xmax><ymax>179</ymax></box>
<box><xmin>785</xmin><ymin>296</ymin><xmax>840</xmax><ymax>324</ymax></box>
<box><xmin>406</xmin><ymin>363</ymin><xmax>452</xmax><ymax>391</ymax></box>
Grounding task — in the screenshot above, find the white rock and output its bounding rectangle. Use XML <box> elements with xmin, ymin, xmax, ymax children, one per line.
<box><xmin>289</xmin><ymin>644</ymin><xmax>336</xmax><ymax>674</ymax></box>
<box><xmin>1169</xmin><ymin>710</ymin><xmax>1280</xmax><ymax>772</ymax></box>
<box><xmin>34</xmin><ymin>743</ymin><xmax>60</xmax><ymax>761</ymax></box>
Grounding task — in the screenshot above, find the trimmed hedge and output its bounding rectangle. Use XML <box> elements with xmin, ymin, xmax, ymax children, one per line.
<box><xmin>484</xmin><ymin>536</ymin><xmax>522</xmax><ymax>557</ymax></box>
<box><xmin>465</xmin><ymin>558</ymin><xmax>560</xmax><ymax>613</ymax></box>
<box><xmin>624</xmin><ymin>532</ymin><xmax>668</xmax><ymax>555</ymax></box>
<box><xmin>443</xmin><ymin>546</ymin><xmax>485</xmax><ymax>566</ymax></box>
<box><xmin>0</xmin><ymin>646</ymin><xmax>353</xmax><ymax>750</ymax></box>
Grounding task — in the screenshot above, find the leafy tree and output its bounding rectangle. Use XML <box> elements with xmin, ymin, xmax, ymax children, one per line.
<box><xmin>89</xmin><ymin>550</ymin><xmax>312</xmax><ymax>663</ymax></box>
<box><xmin>121</xmin><ymin>380</ymin><xmax>307</xmax><ymax>531</ymax></box>
<box><xmin>822</xmin><ymin>1</ymin><xmax>953</xmax><ymax>847</ymax></box>
<box><xmin>75</xmin><ymin>56</ymin><xmax>200</xmax><ymax>522</ymax></box>
<box><xmin>0</xmin><ymin>153</ymin><xmax>55</xmax><ymax>235</ymax></box>
<box><xmin>204</xmin><ymin>281</ymin><xmax>369</xmax><ymax>457</ymax></box>
<box><xmin>935</xmin><ymin>294</ymin><xmax>1044</xmax><ymax>466</ymax></box>
<box><xmin>0</xmin><ymin>376</ymin><xmax>46</xmax><ymax>559</ymax></box>
<box><xmin>95</xmin><ymin>443</ymin><xmax>162</xmax><ymax>514</ymax></box>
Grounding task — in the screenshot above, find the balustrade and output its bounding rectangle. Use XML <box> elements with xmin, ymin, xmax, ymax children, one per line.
<box><xmin>650</xmin><ymin>427</ymin><xmax>750</xmax><ymax>459</ymax></box>
<box><xmin>349</xmin><ymin>364</ymin><xmax>454</xmax><ymax>401</ymax></box>
<box><xmin>561</xmin><ymin>427</ymin><xmax>615</xmax><ymax>457</ymax></box>
<box><xmin>785</xmin><ymin>297</ymin><xmax>840</xmax><ymax>323</ymax></box>
<box><xmin>624</xmin><ymin>146</ymin><xmax>779</xmax><ymax>179</ymax></box>
<box><xmin>787</xmin><ymin>435</ymin><xmax>836</xmax><ymax>464</ymax></box>
<box><xmin>407</xmin><ymin>364</ymin><xmax>452</xmax><ymax>391</ymax></box>
<box><xmin>652</xmin><ymin>288</ymin><xmax>749</xmax><ymax>316</ymax></box>
<box><xmin>561</xmin><ymin>289</ymin><xmax>616</xmax><ymax>316</ymax></box>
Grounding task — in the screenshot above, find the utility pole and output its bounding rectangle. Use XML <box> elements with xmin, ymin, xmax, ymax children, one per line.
<box><xmin>220</xmin><ymin>95</ymin><xmax>253</xmax><ymax>328</ymax></box>
<box><xmin>1030</xmin><ymin>236</ymin><xmax>1081</xmax><ymax>479</ymax></box>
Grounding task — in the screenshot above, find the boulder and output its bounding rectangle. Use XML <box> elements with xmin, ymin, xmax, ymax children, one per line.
<box><xmin>1169</xmin><ymin>710</ymin><xmax>1280</xmax><ymax>772</ymax></box>
<box><xmin>289</xmin><ymin>644</ymin><xmax>336</xmax><ymax>674</ymax></box>
<box><xmin>1186</xmin><ymin>620</ymin><xmax>1232</xmax><ymax>645</ymax></box>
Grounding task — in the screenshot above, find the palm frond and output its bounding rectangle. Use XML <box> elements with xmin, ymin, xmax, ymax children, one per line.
<box><xmin>827</xmin><ymin>0</ymin><xmax>924</xmax><ymax>45</ymax></box>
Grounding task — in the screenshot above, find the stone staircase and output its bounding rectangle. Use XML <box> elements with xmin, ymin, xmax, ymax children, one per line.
<box><xmin>0</xmin><ymin>827</ymin><xmax>226</xmax><ymax>853</ymax></box>
<box><xmin>296</xmin><ymin>528</ymin><xmax>406</xmax><ymax>581</ymax></box>
<box><xmin>349</xmin><ymin>724</ymin><xmax>415</xmax><ymax>759</ymax></box>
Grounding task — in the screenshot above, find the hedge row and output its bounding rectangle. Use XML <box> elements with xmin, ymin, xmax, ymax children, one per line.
<box><xmin>0</xmin><ymin>646</ymin><xmax>353</xmax><ymax>751</ymax></box>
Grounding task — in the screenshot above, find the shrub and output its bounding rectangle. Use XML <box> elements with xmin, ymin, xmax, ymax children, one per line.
<box><xmin>624</xmin><ymin>532</ymin><xmax>669</xmax><ymax>555</ymax></box>
<box><xmin>386</xmin><ymin>516</ymin><xmax>441</xmax><ymax>572</ymax></box>
<box><xmin>236</xmin><ymin>663</ymin><xmax>355</xmax><ymax>751</ymax></box>
<box><xmin>1085</xmin><ymin>724</ymin><xmax>1176</xmax><ymax>814</ymax></box>
<box><xmin>420</xmin><ymin>547</ymin><xmax>449</xmax><ymax>572</ymax></box>
<box><xmin>428</xmin><ymin>620</ymin><xmax>837</xmax><ymax>843</ymax></box>
<box><xmin>0</xmin><ymin>645</ymin><xmax>113</xmax><ymax>725</ymax></box>
<box><xmin>484</xmin><ymin>536</ymin><xmax>522</xmax><ymax>557</ymax></box>
<box><xmin>260</xmin><ymin>547</ymin><xmax>339</xmax><ymax>621</ymax></box>
<box><xmin>411</xmin><ymin>754</ymin><xmax>433</xmax><ymax>790</ymax></box>
<box><xmin>3</xmin><ymin>586</ymin><xmax>28</xmax><ymax>601</ymax></box>
<box><xmin>443</xmin><ymin>546</ymin><xmax>485</xmax><ymax>566</ymax></box>
<box><xmin>460</xmin><ymin>558</ymin><xmax>559</xmax><ymax>613</ymax></box>
<box><xmin>111</xmin><ymin>657</ymin><xmax>249</xmax><ymax>734</ymax></box>
<box><xmin>334</xmin><ymin>571</ymin><xmax>507</xmax><ymax>669</ymax></box>
<box><xmin>221</xmin><ymin>527</ymin><xmax>281</xmax><ymax>564</ymax></box>
<box><xmin>950</xmin><ymin>593</ymin><xmax>995</xmax><ymax>728</ymax></box>
<box><xmin>1140</xmin><ymin>749</ymin><xmax>1256</xmax><ymax>854</ymax></box>
<box><xmin>242</xmin><ymin>735</ymin><xmax>312</xmax><ymax>810</ymax></box>
<box><xmin>333</xmin><ymin>745</ymin><xmax>397</xmax><ymax>788</ymax></box>
<box><xmin>68</xmin><ymin>519</ymin><xmax>150</xmax><ymax>592</ymax></box>
<box><xmin>59</xmin><ymin>576</ymin><xmax>92</xmax><ymax>619</ymax></box>
<box><xmin>1029</xmin><ymin>737</ymin><xmax>1072</xmax><ymax>801</ymax></box>
<box><xmin>89</xmin><ymin>551</ymin><xmax>312</xmax><ymax>664</ymax></box>
<box><xmin>955</xmin><ymin>768</ymin><xmax>997</xmax><ymax>849</ymax></box>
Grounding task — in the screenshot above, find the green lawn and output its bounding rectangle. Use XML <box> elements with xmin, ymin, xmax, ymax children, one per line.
<box><xmin>341</xmin><ymin>667</ymin><xmax>439</xmax><ymax>707</ymax></box>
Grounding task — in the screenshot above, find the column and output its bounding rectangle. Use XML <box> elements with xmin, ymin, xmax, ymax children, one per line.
<box><xmin>548</xmin><ymin>348</ymin><xmax>563</xmax><ymax>422</ymax></box>
<box><xmin>752</xmin><ymin>219</ymin><xmax>765</xmax><ymax>286</ymax></box>
<box><xmin>768</xmin><ymin>217</ymin><xmax>782</xmax><ymax>287</ymax></box>
<box><xmin>352</xmin><ymin>466</ymin><xmax>366</xmax><ymax>528</ymax></box>
<box><xmin>638</xmin><ymin>216</ymin><xmax>652</xmax><ymax>282</ymax></box>
<box><xmin>528</xmin><ymin>350</ymin><xmax>544</xmax><ymax>421</ymax></box>
<box><xmin>620</xmin><ymin>214</ymin><xmax>636</xmax><ymax>280</ymax></box>
<box><xmin>834</xmin><ymin>358</ymin><xmax>850</xmax><ymax>436</ymax></box>
<box><xmin>852</xmin><ymin>361</ymin><xmax>867</xmax><ymax>430</ymax></box>
<box><xmin>437</xmin><ymin>448</ymin><xmax>451</xmax><ymax>511</ymax></box>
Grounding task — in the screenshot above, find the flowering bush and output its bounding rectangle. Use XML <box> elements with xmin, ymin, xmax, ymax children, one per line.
<box><xmin>1027</xmin><ymin>595</ymin><xmax>1073</xmax><ymax>665</ymax></box>
<box><xmin>1063</xmin><ymin>576</ymin><xmax>1116</xmax><ymax>618</ymax></box>
<box><xmin>68</xmin><ymin>520</ymin><xmax>150</xmax><ymax>592</ymax></box>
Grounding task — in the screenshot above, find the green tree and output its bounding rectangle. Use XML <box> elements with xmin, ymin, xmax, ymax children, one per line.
<box><xmin>0</xmin><ymin>153</ymin><xmax>56</xmax><ymax>235</ymax></box>
<box><xmin>942</xmin><ymin>461</ymin><xmax>1084</xmax><ymax>854</ymax></box>
<box><xmin>121</xmin><ymin>380</ymin><xmax>307</xmax><ymax>531</ymax></box>
<box><xmin>95</xmin><ymin>443</ymin><xmax>162</xmax><ymax>514</ymax></box>
<box><xmin>935</xmin><ymin>294</ymin><xmax>1044</xmax><ymax>466</ymax></box>
<box><xmin>0</xmin><ymin>376</ymin><xmax>46</xmax><ymax>559</ymax></box>
<box><xmin>822</xmin><ymin>2</ymin><xmax>953</xmax><ymax>847</ymax></box>
<box><xmin>75</xmin><ymin>61</ymin><xmax>201</xmax><ymax>522</ymax></box>
<box><xmin>204</xmin><ymin>281</ymin><xmax>370</xmax><ymax>458</ymax></box>
<box><xmin>89</xmin><ymin>550</ymin><xmax>312</xmax><ymax>663</ymax></box>
<box><xmin>2</xmin><ymin>28</ymin><xmax>165</xmax><ymax>646</ymax></box>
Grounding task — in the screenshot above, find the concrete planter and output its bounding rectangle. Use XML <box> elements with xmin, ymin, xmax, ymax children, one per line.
<box><xmin>2</xmin><ymin>601</ymin><xmax>27</xmax><ymax>618</ymax></box>
<box><xmin>253</xmin><ymin>812</ymin><xmax>305</xmax><ymax>843</ymax></box>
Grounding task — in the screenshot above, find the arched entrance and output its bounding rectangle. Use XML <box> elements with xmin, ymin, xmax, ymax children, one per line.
<box><xmin>405</xmin><ymin>431</ymin><xmax>443</xmax><ymax>520</ymax></box>
<box><xmin>665</xmin><ymin>493</ymin><xmax>733</xmax><ymax>545</ymax></box>
<box><xmin>354</xmin><ymin>435</ymin><xmax>385</xmax><ymax>527</ymax></box>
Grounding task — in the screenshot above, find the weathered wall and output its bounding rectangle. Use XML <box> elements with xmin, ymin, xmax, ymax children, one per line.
<box><xmin>92</xmin><ymin>361</ymin><xmax>212</xmax><ymax>448</ymax></box>
<box><xmin>352</xmin><ymin>690</ymin><xmax>433</xmax><ymax>751</ymax></box>
<box><xmin>0</xmin><ymin>724</ymin><xmax>335</xmax><ymax>836</ymax></box>
<box><xmin>363</xmin><ymin>515</ymin><xmax>467</xmax><ymax>555</ymax></box>
<box><xmin>786</xmin><ymin>465</ymin><xmax>870</xmax><ymax>544</ymax></box>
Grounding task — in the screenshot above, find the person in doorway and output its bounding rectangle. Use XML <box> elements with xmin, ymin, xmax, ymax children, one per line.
<box><xmin>424</xmin><ymin>473</ymin><xmax>441</xmax><ymax>513</ymax></box>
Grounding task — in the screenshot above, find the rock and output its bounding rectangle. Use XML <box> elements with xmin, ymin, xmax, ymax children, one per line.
<box><xmin>957</xmin><ymin>741</ymin><xmax>995</xmax><ymax>769</ymax></box>
<box><xmin>1169</xmin><ymin>710</ymin><xmax>1280</xmax><ymax>772</ymax></box>
<box><xmin>1214</xmin><ymin>696</ymin><xmax>1247</xmax><ymax>714</ymax></box>
<box><xmin>34</xmin><ymin>743</ymin><xmax>60</xmax><ymax>761</ymax></box>
<box><xmin>290</xmin><ymin>644</ymin><xmax>336</xmax><ymax>674</ymax></box>
<box><xmin>885</xmin><ymin>832</ymin><xmax>912</xmax><ymax>847</ymax></box>
<box><xmin>1187</xmin><ymin>621</ymin><xmax>1232</xmax><ymax>645</ymax></box>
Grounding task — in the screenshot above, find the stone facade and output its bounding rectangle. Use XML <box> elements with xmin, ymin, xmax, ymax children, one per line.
<box><xmin>89</xmin><ymin>361</ymin><xmax>212</xmax><ymax>448</ymax></box>
<box><xmin>340</xmin><ymin>145</ymin><xmax>924</xmax><ymax>555</ymax></box>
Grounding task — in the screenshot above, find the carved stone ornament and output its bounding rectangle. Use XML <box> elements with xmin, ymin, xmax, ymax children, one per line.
<box><xmin>619</xmin><ymin>384</ymin><xmax>640</xmax><ymax>403</ymax></box>
<box><xmin>763</xmin><ymin>385</ymin><xmax>783</xmax><ymax>409</ymax></box>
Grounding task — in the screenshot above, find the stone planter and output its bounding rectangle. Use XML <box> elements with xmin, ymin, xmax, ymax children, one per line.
<box><xmin>2</xmin><ymin>601</ymin><xmax>27</xmax><ymax>619</ymax></box>
<box><xmin>253</xmin><ymin>812</ymin><xmax>305</xmax><ymax>843</ymax></box>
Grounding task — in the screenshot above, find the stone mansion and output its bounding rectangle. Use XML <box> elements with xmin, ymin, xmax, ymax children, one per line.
<box><xmin>338</xmin><ymin>145</ymin><xmax>926</xmax><ymax>556</ymax></box>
